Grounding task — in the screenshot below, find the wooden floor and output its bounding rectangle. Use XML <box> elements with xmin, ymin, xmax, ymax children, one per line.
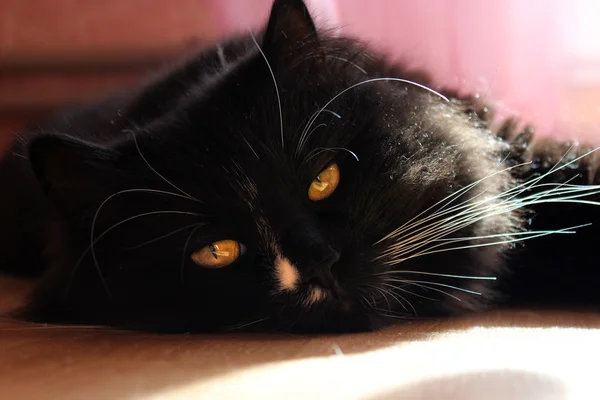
<box><xmin>1</xmin><ymin>275</ymin><xmax>600</xmax><ymax>399</ymax></box>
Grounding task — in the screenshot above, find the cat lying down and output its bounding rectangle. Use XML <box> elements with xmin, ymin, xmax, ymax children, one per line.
<box><xmin>1</xmin><ymin>0</ymin><xmax>599</xmax><ymax>333</ymax></box>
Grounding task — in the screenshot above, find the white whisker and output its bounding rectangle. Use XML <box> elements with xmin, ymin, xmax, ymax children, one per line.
<box><xmin>328</xmin><ymin>55</ymin><xmax>367</xmax><ymax>74</ymax></box>
<box><xmin>127</xmin><ymin>222</ymin><xmax>205</xmax><ymax>249</ymax></box>
<box><xmin>377</xmin><ymin>270</ymin><xmax>497</xmax><ymax>280</ymax></box>
<box><xmin>377</xmin><ymin>173</ymin><xmax>600</xmax><ymax>262</ymax></box>
<box><xmin>241</xmin><ymin>136</ymin><xmax>260</xmax><ymax>160</ymax></box>
<box><xmin>366</xmin><ymin>284</ymin><xmax>392</xmax><ymax>311</ymax></box>
<box><xmin>368</xmin><ymin>284</ymin><xmax>416</xmax><ymax>314</ymax></box>
<box><xmin>375</xmin><ymin>161</ymin><xmax>533</xmax><ymax>245</ymax></box>
<box><xmin>385</xmin><ymin>287</ymin><xmax>417</xmax><ymax>315</ymax></box>
<box><xmin>299</xmin><ymin>123</ymin><xmax>327</xmax><ymax>153</ymax></box>
<box><xmin>305</xmin><ymin>147</ymin><xmax>359</xmax><ymax>163</ymax></box>
<box><xmin>373</xmin><ymin>309</ymin><xmax>413</xmax><ymax>319</ymax></box>
<box><xmin>386</xmin><ymin>280</ymin><xmax>463</xmax><ymax>302</ymax></box>
<box><xmin>303</xmin><ymin>78</ymin><xmax>449</xmax><ymax>149</ymax></box>
<box><xmin>400</xmin><ymin>280</ymin><xmax>481</xmax><ymax>296</ymax></box>
<box><xmin>130</xmin><ymin>131</ymin><xmax>199</xmax><ymax>201</ymax></box>
<box><xmin>296</xmin><ymin>109</ymin><xmax>341</xmax><ymax>157</ymax></box>
<box><xmin>73</xmin><ymin>209</ymin><xmax>202</xmax><ymax>298</ymax></box>
<box><xmin>87</xmin><ymin>187</ymin><xmax>201</xmax><ymax>297</ymax></box>
<box><xmin>381</xmin><ymin>281</ymin><xmax>436</xmax><ymax>302</ymax></box>
<box><xmin>356</xmin><ymin>288</ymin><xmax>378</xmax><ymax>309</ymax></box>
<box><xmin>502</xmin><ymin>146</ymin><xmax>599</xmax><ymax>203</ymax></box>
<box><xmin>322</xmin><ymin>109</ymin><xmax>342</xmax><ymax>119</ymax></box>
<box><xmin>429</xmin><ymin>229</ymin><xmax>575</xmax><ymax>245</ymax></box>
<box><xmin>298</xmin><ymin>78</ymin><xmax>446</xmax><ymax>158</ymax></box>
<box><xmin>223</xmin><ymin>316</ymin><xmax>270</xmax><ymax>332</ymax></box>
<box><xmin>387</xmin><ymin>220</ymin><xmax>590</xmax><ymax>266</ymax></box>
<box><xmin>250</xmin><ymin>31</ymin><xmax>284</xmax><ymax>149</ymax></box>
<box><xmin>357</xmin><ymin>293</ymin><xmax>375</xmax><ymax>308</ymax></box>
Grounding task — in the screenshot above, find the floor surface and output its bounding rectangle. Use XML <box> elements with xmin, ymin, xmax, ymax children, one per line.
<box><xmin>1</xmin><ymin>276</ymin><xmax>599</xmax><ymax>400</ymax></box>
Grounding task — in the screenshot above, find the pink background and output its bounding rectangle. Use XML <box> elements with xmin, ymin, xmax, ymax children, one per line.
<box><xmin>210</xmin><ymin>0</ymin><xmax>600</xmax><ymax>143</ymax></box>
<box><xmin>0</xmin><ymin>1</ymin><xmax>598</xmax><ymax>143</ymax></box>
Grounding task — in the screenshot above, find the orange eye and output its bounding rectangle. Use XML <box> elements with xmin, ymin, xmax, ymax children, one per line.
<box><xmin>308</xmin><ymin>163</ymin><xmax>340</xmax><ymax>201</ymax></box>
<box><xmin>191</xmin><ymin>240</ymin><xmax>245</xmax><ymax>268</ymax></box>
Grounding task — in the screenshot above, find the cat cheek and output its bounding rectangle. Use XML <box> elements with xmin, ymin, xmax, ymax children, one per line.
<box><xmin>274</xmin><ymin>255</ymin><xmax>300</xmax><ymax>292</ymax></box>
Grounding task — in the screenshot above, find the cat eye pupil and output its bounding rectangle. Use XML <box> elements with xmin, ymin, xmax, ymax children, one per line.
<box><xmin>313</xmin><ymin>181</ymin><xmax>329</xmax><ymax>191</ymax></box>
<box><xmin>209</xmin><ymin>244</ymin><xmax>218</xmax><ymax>259</ymax></box>
<box><xmin>191</xmin><ymin>240</ymin><xmax>244</xmax><ymax>268</ymax></box>
<box><xmin>308</xmin><ymin>163</ymin><xmax>340</xmax><ymax>201</ymax></box>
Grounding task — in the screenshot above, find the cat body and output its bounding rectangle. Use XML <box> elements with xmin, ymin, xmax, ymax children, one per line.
<box><xmin>1</xmin><ymin>0</ymin><xmax>599</xmax><ymax>333</ymax></box>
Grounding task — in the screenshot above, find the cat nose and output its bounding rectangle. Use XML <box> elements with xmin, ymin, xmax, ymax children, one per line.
<box><xmin>316</xmin><ymin>246</ymin><xmax>340</xmax><ymax>266</ymax></box>
<box><xmin>304</xmin><ymin>247</ymin><xmax>341</xmax><ymax>294</ymax></box>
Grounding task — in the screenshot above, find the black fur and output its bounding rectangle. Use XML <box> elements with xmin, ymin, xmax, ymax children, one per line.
<box><xmin>1</xmin><ymin>0</ymin><xmax>599</xmax><ymax>333</ymax></box>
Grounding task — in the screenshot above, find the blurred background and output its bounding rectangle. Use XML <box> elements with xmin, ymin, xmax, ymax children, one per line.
<box><xmin>1</xmin><ymin>0</ymin><xmax>599</xmax><ymax>152</ymax></box>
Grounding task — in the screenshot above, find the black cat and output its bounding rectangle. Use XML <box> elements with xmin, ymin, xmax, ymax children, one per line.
<box><xmin>1</xmin><ymin>0</ymin><xmax>599</xmax><ymax>333</ymax></box>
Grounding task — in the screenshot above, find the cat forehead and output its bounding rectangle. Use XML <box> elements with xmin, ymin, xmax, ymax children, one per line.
<box><xmin>182</xmin><ymin>48</ymin><xmax>375</xmax><ymax>126</ymax></box>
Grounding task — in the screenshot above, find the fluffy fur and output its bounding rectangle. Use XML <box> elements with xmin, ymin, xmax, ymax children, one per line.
<box><xmin>1</xmin><ymin>0</ymin><xmax>599</xmax><ymax>333</ymax></box>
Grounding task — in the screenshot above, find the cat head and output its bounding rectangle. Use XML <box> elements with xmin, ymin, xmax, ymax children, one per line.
<box><xmin>28</xmin><ymin>0</ymin><xmax>514</xmax><ymax>332</ymax></box>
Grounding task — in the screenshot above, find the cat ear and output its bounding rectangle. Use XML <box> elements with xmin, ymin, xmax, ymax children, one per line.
<box><xmin>262</xmin><ymin>0</ymin><xmax>323</xmax><ymax>68</ymax></box>
<box><xmin>29</xmin><ymin>135</ymin><xmax>124</xmax><ymax>210</ymax></box>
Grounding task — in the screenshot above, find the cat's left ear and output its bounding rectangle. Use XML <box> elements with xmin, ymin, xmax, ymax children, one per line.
<box><xmin>262</xmin><ymin>0</ymin><xmax>323</xmax><ymax>68</ymax></box>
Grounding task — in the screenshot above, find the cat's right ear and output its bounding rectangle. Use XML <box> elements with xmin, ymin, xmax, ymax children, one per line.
<box><xmin>262</xmin><ymin>0</ymin><xmax>323</xmax><ymax>68</ymax></box>
<box><xmin>28</xmin><ymin>135</ymin><xmax>125</xmax><ymax>211</ymax></box>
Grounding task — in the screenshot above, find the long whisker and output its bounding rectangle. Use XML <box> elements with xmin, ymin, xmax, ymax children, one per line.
<box><xmin>374</xmin><ymin>161</ymin><xmax>532</xmax><ymax>245</ymax></box>
<box><xmin>296</xmin><ymin>109</ymin><xmax>341</xmax><ymax>157</ymax></box>
<box><xmin>382</xmin><ymin>286</ymin><xmax>415</xmax><ymax>314</ymax></box>
<box><xmin>388</xmin><ymin>222</ymin><xmax>590</xmax><ymax>266</ymax></box>
<box><xmin>357</xmin><ymin>293</ymin><xmax>375</xmax><ymax>309</ymax></box>
<box><xmin>241</xmin><ymin>136</ymin><xmax>260</xmax><ymax>160</ymax></box>
<box><xmin>303</xmin><ymin>77</ymin><xmax>449</xmax><ymax>148</ymax></box>
<box><xmin>129</xmin><ymin>131</ymin><xmax>199</xmax><ymax>201</ymax></box>
<box><xmin>384</xmin><ymin>204</ymin><xmax>590</xmax><ymax>260</ymax></box>
<box><xmin>380</xmin><ymin>282</ymin><xmax>438</xmax><ymax>301</ymax></box>
<box><xmin>501</xmin><ymin>146</ymin><xmax>600</xmax><ymax>203</ymax></box>
<box><xmin>89</xmin><ymin>188</ymin><xmax>201</xmax><ymax>296</ymax></box>
<box><xmin>380</xmin><ymin>223</ymin><xmax>580</xmax><ymax>262</ymax></box>
<box><xmin>397</xmin><ymin>161</ymin><xmax>580</xmax><ymax>243</ymax></box>
<box><xmin>390</xmin><ymin>280</ymin><xmax>463</xmax><ymax>302</ymax></box>
<box><xmin>127</xmin><ymin>222</ymin><xmax>205</xmax><ymax>250</ymax></box>
<box><xmin>432</xmin><ymin>229</ymin><xmax>576</xmax><ymax>243</ymax></box>
<box><xmin>298</xmin><ymin>123</ymin><xmax>327</xmax><ymax>154</ymax></box>
<box><xmin>368</xmin><ymin>284</ymin><xmax>413</xmax><ymax>314</ymax></box>
<box><xmin>327</xmin><ymin>55</ymin><xmax>368</xmax><ymax>74</ymax></box>
<box><xmin>304</xmin><ymin>147</ymin><xmax>360</xmax><ymax>163</ymax></box>
<box><xmin>389</xmin><ymin>278</ymin><xmax>481</xmax><ymax>296</ymax></box>
<box><xmin>356</xmin><ymin>287</ymin><xmax>378</xmax><ymax>308</ymax></box>
<box><xmin>365</xmin><ymin>284</ymin><xmax>392</xmax><ymax>311</ymax></box>
<box><xmin>72</xmin><ymin>209</ymin><xmax>201</xmax><ymax>299</ymax></box>
<box><xmin>379</xmin><ymin>282</ymin><xmax>423</xmax><ymax>312</ymax></box>
<box><xmin>222</xmin><ymin>316</ymin><xmax>270</xmax><ymax>332</ymax></box>
<box><xmin>373</xmin><ymin>309</ymin><xmax>413</xmax><ymax>320</ymax></box>
<box><xmin>378</xmin><ymin>176</ymin><xmax>600</xmax><ymax>261</ymax></box>
<box><xmin>376</xmin><ymin>270</ymin><xmax>497</xmax><ymax>280</ymax></box>
<box><xmin>250</xmin><ymin>31</ymin><xmax>284</xmax><ymax>149</ymax></box>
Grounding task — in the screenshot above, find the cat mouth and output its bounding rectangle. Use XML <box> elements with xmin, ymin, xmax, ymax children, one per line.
<box><xmin>302</xmin><ymin>281</ymin><xmax>351</xmax><ymax>311</ymax></box>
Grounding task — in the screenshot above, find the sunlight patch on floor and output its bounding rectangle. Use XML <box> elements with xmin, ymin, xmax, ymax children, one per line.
<box><xmin>146</xmin><ymin>326</ymin><xmax>600</xmax><ymax>400</ymax></box>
